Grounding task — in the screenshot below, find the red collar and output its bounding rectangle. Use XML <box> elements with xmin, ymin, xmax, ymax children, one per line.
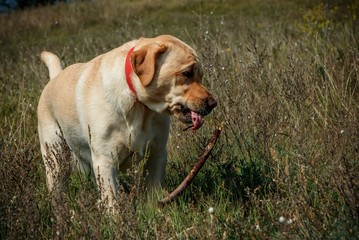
<box><xmin>125</xmin><ymin>46</ymin><xmax>136</xmax><ymax>94</ymax></box>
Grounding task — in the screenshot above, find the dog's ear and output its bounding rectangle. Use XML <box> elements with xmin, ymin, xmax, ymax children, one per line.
<box><xmin>131</xmin><ymin>43</ymin><xmax>167</xmax><ymax>87</ymax></box>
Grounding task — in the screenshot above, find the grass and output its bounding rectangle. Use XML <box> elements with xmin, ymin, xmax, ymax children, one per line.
<box><xmin>1</xmin><ymin>0</ymin><xmax>358</xmax><ymax>238</ymax></box>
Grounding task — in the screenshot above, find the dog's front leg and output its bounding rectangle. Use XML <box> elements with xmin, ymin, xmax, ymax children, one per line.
<box><xmin>91</xmin><ymin>154</ymin><xmax>119</xmax><ymax>209</ymax></box>
<box><xmin>142</xmin><ymin>117</ymin><xmax>170</xmax><ymax>193</ymax></box>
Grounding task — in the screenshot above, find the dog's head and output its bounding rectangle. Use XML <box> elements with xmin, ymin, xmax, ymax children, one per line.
<box><xmin>130</xmin><ymin>35</ymin><xmax>217</xmax><ymax>130</ymax></box>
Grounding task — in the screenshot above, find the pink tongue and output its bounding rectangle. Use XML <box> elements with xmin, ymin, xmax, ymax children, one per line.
<box><xmin>191</xmin><ymin>111</ymin><xmax>204</xmax><ymax>130</ymax></box>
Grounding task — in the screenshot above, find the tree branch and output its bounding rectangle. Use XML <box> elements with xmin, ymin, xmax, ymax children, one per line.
<box><xmin>158</xmin><ymin>127</ymin><xmax>222</xmax><ymax>207</ymax></box>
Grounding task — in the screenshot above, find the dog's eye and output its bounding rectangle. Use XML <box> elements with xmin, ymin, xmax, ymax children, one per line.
<box><xmin>182</xmin><ymin>70</ymin><xmax>193</xmax><ymax>79</ymax></box>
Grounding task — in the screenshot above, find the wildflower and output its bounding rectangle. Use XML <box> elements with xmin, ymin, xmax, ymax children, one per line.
<box><xmin>279</xmin><ymin>216</ymin><xmax>286</xmax><ymax>224</ymax></box>
<box><xmin>208</xmin><ymin>207</ymin><xmax>214</xmax><ymax>214</ymax></box>
<box><xmin>279</xmin><ymin>216</ymin><xmax>294</xmax><ymax>225</ymax></box>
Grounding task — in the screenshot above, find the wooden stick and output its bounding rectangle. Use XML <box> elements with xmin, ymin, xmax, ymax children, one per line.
<box><xmin>158</xmin><ymin>127</ymin><xmax>222</xmax><ymax>207</ymax></box>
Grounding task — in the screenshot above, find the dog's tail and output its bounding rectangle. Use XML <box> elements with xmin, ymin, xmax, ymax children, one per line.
<box><xmin>40</xmin><ymin>51</ymin><xmax>62</xmax><ymax>80</ymax></box>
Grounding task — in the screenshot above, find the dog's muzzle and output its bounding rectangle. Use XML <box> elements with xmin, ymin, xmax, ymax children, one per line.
<box><xmin>178</xmin><ymin>96</ymin><xmax>217</xmax><ymax>130</ymax></box>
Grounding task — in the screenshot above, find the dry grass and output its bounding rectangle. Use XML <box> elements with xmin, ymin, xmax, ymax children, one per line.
<box><xmin>1</xmin><ymin>0</ymin><xmax>358</xmax><ymax>238</ymax></box>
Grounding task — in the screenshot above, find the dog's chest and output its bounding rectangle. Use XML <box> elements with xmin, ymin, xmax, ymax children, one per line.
<box><xmin>124</xmin><ymin>110</ymin><xmax>161</xmax><ymax>154</ymax></box>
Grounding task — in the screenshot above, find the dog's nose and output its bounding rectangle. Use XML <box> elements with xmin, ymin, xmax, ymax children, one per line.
<box><xmin>207</xmin><ymin>97</ymin><xmax>217</xmax><ymax>109</ymax></box>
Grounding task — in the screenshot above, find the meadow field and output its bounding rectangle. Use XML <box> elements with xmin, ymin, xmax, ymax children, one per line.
<box><xmin>0</xmin><ymin>0</ymin><xmax>358</xmax><ymax>238</ymax></box>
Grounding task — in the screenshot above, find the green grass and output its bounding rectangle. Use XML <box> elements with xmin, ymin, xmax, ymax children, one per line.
<box><xmin>1</xmin><ymin>0</ymin><xmax>359</xmax><ymax>238</ymax></box>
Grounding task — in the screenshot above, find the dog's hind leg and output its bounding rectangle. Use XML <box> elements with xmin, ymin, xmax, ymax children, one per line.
<box><xmin>39</xmin><ymin>123</ymin><xmax>72</xmax><ymax>195</ymax></box>
<box><xmin>38</xmin><ymin>122</ymin><xmax>72</xmax><ymax>238</ymax></box>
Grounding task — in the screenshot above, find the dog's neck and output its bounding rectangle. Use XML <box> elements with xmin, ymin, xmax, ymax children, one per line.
<box><xmin>123</xmin><ymin>45</ymin><xmax>169</xmax><ymax>115</ymax></box>
<box><xmin>125</xmin><ymin>47</ymin><xmax>136</xmax><ymax>95</ymax></box>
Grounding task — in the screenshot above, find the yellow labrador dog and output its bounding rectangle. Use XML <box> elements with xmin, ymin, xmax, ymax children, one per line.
<box><xmin>38</xmin><ymin>35</ymin><xmax>217</xmax><ymax>207</ymax></box>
